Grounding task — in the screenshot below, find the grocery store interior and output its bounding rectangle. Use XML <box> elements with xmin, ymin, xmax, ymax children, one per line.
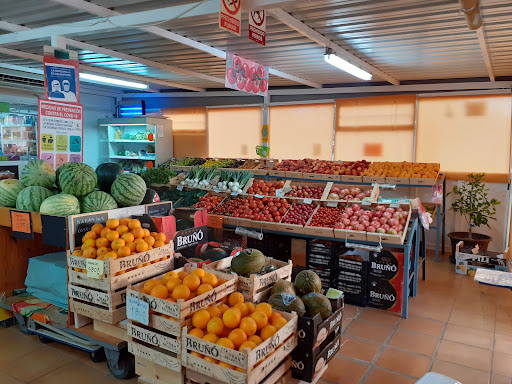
<box><xmin>0</xmin><ymin>1</ymin><xmax>511</xmax><ymax>384</ymax></box>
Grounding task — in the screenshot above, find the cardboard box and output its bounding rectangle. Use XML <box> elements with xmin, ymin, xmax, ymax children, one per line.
<box><xmin>338</xmin><ymin>249</ymin><xmax>369</xmax><ymax>306</ymax></box>
<box><xmin>369</xmin><ymin>250</ymin><xmax>404</xmax><ymax>282</ymax></box>
<box><xmin>455</xmin><ymin>241</ymin><xmax>507</xmax><ymax>276</ymax></box>
<box><xmin>367</xmin><ymin>277</ymin><xmax>403</xmax><ymax>313</ymax></box>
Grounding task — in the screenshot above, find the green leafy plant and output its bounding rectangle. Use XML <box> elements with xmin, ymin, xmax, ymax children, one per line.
<box><xmin>449</xmin><ymin>173</ymin><xmax>500</xmax><ymax>238</ymax></box>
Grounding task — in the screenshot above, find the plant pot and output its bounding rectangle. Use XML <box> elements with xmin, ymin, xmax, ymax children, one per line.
<box><xmin>448</xmin><ymin>232</ymin><xmax>492</xmax><ymax>263</ymax></box>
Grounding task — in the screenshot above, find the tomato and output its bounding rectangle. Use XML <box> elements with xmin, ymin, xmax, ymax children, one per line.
<box><xmin>257</xmin><ymin>66</ymin><xmax>265</xmax><ymax>78</ymax></box>
<box><xmin>242</xmin><ymin>63</ymin><xmax>249</xmax><ymax>77</ymax></box>
<box><xmin>279</xmin><ymin>207</ymin><xmax>287</xmax><ymax>215</ymax></box>
<box><xmin>252</xmin><ymin>79</ymin><xmax>260</xmax><ymax>93</ymax></box>
<box><xmin>226</xmin><ymin>67</ymin><xmax>236</xmax><ymax>84</ymax></box>
<box><xmin>236</xmin><ymin>74</ymin><xmax>246</xmax><ymax>90</ymax></box>
<box><xmin>233</xmin><ymin>57</ymin><xmax>242</xmax><ymax>71</ymax></box>
<box><xmin>245</xmin><ymin>78</ymin><xmax>253</xmax><ymax>92</ymax></box>
<box><xmin>275</xmin><ymin>202</ymin><xmax>282</xmax><ymax>208</ymax></box>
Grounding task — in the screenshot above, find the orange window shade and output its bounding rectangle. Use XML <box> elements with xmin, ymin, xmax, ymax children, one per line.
<box><xmin>207</xmin><ymin>107</ymin><xmax>262</xmax><ymax>158</ymax></box>
<box><xmin>416</xmin><ymin>94</ymin><xmax>511</xmax><ymax>174</ymax></box>
<box><xmin>163</xmin><ymin>107</ymin><xmax>207</xmax><ymax>158</ymax></box>
<box><xmin>334</xmin><ymin>95</ymin><xmax>416</xmax><ymax>162</ymax></box>
<box><xmin>269</xmin><ymin>103</ymin><xmax>335</xmax><ymax>160</ymax></box>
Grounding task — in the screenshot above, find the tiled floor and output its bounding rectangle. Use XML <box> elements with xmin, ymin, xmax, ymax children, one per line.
<box><xmin>0</xmin><ymin>254</ymin><xmax>510</xmax><ymax>383</ymax></box>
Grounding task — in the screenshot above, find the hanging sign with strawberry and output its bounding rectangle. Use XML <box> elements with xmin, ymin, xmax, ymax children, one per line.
<box><xmin>225</xmin><ymin>53</ymin><xmax>269</xmax><ymax>96</ymax></box>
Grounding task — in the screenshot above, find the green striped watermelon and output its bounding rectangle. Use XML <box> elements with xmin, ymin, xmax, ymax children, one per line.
<box><xmin>58</xmin><ymin>163</ymin><xmax>97</xmax><ymax>198</ymax></box>
<box><xmin>55</xmin><ymin>162</ymin><xmax>76</xmax><ymax>189</ymax></box>
<box><xmin>16</xmin><ymin>186</ymin><xmax>53</xmax><ymax>211</ymax></box>
<box><xmin>0</xmin><ymin>179</ymin><xmax>24</xmax><ymax>207</ymax></box>
<box><xmin>111</xmin><ymin>173</ymin><xmax>146</xmax><ymax>207</ymax></box>
<box><xmin>40</xmin><ymin>194</ymin><xmax>81</xmax><ymax>216</ymax></box>
<box><xmin>21</xmin><ymin>160</ymin><xmax>56</xmax><ymax>188</ymax></box>
<box><xmin>81</xmin><ymin>191</ymin><xmax>118</xmax><ymax>213</ymax></box>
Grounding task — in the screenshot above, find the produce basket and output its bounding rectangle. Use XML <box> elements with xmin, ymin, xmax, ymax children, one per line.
<box><xmin>204</xmin><ymin>255</ymin><xmax>293</xmax><ymax>303</ymax></box>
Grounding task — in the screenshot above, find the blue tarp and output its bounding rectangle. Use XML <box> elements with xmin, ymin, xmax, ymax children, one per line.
<box><xmin>25</xmin><ymin>251</ymin><xmax>68</xmax><ymax>310</ymax></box>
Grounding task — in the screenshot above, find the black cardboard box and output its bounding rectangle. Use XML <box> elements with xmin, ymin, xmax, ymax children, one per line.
<box><xmin>296</xmin><ymin>296</ymin><xmax>344</xmax><ymax>350</ymax></box>
<box><xmin>338</xmin><ymin>249</ymin><xmax>368</xmax><ymax>307</ymax></box>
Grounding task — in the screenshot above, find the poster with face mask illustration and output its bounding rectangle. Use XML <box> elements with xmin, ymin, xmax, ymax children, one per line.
<box><xmin>44</xmin><ymin>55</ymin><xmax>80</xmax><ymax>103</ymax></box>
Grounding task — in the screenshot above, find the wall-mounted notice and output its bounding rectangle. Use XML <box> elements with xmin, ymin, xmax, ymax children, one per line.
<box><xmin>38</xmin><ymin>99</ymin><xmax>83</xmax><ymax>168</ymax></box>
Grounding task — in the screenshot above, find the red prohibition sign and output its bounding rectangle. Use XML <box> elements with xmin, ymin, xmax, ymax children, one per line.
<box><xmin>223</xmin><ymin>0</ymin><xmax>241</xmax><ymax>15</ymax></box>
<box><xmin>251</xmin><ymin>10</ymin><xmax>265</xmax><ymax>26</ymax></box>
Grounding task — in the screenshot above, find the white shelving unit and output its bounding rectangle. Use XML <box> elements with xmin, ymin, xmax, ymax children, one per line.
<box><xmin>98</xmin><ymin>116</ymin><xmax>172</xmax><ymax>168</ymax></box>
<box><xmin>0</xmin><ymin>115</ymin><xmax>38</xmax><ymax>177</ymax></box>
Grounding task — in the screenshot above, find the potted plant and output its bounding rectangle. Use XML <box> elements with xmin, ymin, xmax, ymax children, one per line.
<box><xmin>448</xmin><ymin>173</ymin><xmax>500</xmax><ymax>262</ymax></box>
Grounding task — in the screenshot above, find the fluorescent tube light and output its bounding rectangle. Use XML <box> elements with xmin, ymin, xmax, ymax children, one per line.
<box><xmin>324</xmin><ymin>51</ymin><xmax>372</xmax><ymax>81</ymax></box>
<box><xmin>79</xmin><ymin>73</ymin><xmax>148</xmax><ymax>89</ymax></box>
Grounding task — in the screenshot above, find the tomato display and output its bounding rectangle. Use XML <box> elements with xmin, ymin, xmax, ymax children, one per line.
<box><xmin>194</xmin><ymin>194</ymin><xmax>223</xmax><ymax>212</ymax></box>
<box><xmin>247</xmin><ymin>179</ymin><xmax>285</xmax><ymax>196</ymax></box>
<box><xmin>211</xmin><ymin>196</ymin><xmax>291</xmax><ymax>223</ymax></box>
<box><xmin>285</xmin><ymin>185</ymin><xmax>324</xmax><ymax>199</ymax></box>
<box><xmin>282</xmin><ymin>203</ymin><xmax>316</xmax><ymax>226</ymax></box>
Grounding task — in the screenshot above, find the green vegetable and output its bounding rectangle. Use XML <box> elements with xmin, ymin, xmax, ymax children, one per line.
<box><xmin>141</xmin><ymin>167</ymin><xmax>178</xmax><ymax>185</ymax></box>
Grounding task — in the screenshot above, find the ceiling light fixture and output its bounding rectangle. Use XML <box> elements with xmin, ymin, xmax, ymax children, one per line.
<box><xmin>79</xmin><ymin>73</ymin><xmax>148</xmax><ymax>89</ymax></box>
<box><xmin>324</xmin><ymin>49</ymin><xmax>372</xmax><ymax>81</ymax></box>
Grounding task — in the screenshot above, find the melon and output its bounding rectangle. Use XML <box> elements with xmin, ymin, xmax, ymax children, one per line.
<box><xmin>301</xmin><ymin>292</ymin><xmax>332</xmax><ymax>319</ymax></box>
<box><xmin>55</xmin><ymin>162</ymin><xmax>75</xmax><ymax>189</ymax></box>
<box><xmin>268</xmin><ymin>293</ymin><xmax>306</xmax><ymax>317</ymax></box>
<box><xmin>0</xmin><ymin>179</ymin><xmax>24</xmax><ymax>207</ymax></box>
<box><xmin>230</xmin><ymin>248</ymin><xmax>265</xmax><ymax>277</ymax></box>
<box><xmin>203</xmin><ymin>248</ymin><xmax>228</xmax><ymax>262</ymax></box>
<box><xmin>40</xmin><ymin>193</ymin><xmax>81</xmax><ymax>216</ymax></box>
<box><xmin>111</xmin><ymin>173</ymin><xmax>146</xmax><ymax>207</ymax></box>
<box><xmin>294</xmin><ymin>270</ymin><xmax>322</xmax><ymax>295</ymax></box>
<box><xmin>16</xmin><ymin>186</ymin><xmax>53</xmax><ymax>211</ymax></box>
<box><xmin>81</xmin><ymin>191</ymin><xmax>118</xmax><ymax>213</ymax></box>
<box><xmin>142</xmin><ymin>188</ymin><xmax>160</xmax><ymax>204</ymax></box>
<box><xmin>21</xmin><ymin>160</ymin><xmax>56</xmax><ymax>188</ymax></box>
<box><xmin>96</xmin><ymin>162</ymin><xmax>123</xmax><ymax>192</ymax></box>
<box><xmin>58</xmin><ymin>163</ymin><xmax>97</xmax><ymax>198</ymax></box>
<box><xmin>270</xmin><ymin>280</ymin><xmax>296</xmax><ymax>297</ymax></box>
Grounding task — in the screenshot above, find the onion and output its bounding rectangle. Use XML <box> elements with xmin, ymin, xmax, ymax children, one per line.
<box><xmin>328</xmin><ymin>193</ymin><xmax>340</xmax><ymax>200</ymax></box>
<box><xmin>341</xmin><ymin>189</ymin><xmax>350</xmax><ymax>196</ymax></box>
<box><xmin>350</xmin><ymin>188</ymin><xmax>361</xmax><ymax>196</ymax></box>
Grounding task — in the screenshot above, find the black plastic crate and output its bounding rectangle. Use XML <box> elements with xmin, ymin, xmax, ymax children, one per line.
<box><xmin>337</xmin><ymin>250</ymin><xmax>369</xmax><ymax>307</ymax></box>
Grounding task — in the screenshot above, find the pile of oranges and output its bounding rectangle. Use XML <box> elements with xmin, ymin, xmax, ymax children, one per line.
<box><xmin>142</xmin><ymin>267</ymin><xmax>225</xmax><ymax>306</ymax></box>
<box><xmin>71</xmin><ymin>218</ymin><xmax>169</xmax><ymax>275</ymax></box>
<box><xmin>187</xmin><ymin>292</ymin><xmax>288</xmax><ymax>371</ymax></box>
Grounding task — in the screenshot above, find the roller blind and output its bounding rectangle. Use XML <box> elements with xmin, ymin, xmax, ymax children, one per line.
<box><xmin>163</xmin><ymin>107</ymin><xmax>207</xmax><ymax>158</ymax></box>
<box><xmin>334</xmin><ymin>95</ymin><xmax>416</xmax><ymax>161</ymax></box>
<box><xmin>416</xmin><ymin>94</ymin><xmax>511</xmax><ymax>175</ymax></box>
<box><xmin>207</xmin><ymin>107</ymin><xmax>262</xmax><ymax>158</ymax></box>
<box><xmin>269</xmin><ymin>103</ymin><xmax>335</xmax><ymax>160</ymax></box>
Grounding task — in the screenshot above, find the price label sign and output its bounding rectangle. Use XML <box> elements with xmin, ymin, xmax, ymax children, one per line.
<box><xmin>275</xmin><ymin>189</ymin><xmax>284</xmax><ymax>197</ymax></box>
<box><xmin>177</xmin><ymin>185</ymin><xmax>184</xmax><ymax>191</ymax></box>
<box><xmin>231</xmin><ymin>191</ymin><xmax>239</xmax><ymax>196</ymax></box>
<box><xmin>86</xmin><ymin>259</ymin><xmax>104</xmax><ymax>279</ymax></box>
<box><xmin>326</xmin><ymin>288</ymin><xmax>344</xmax><ymax>300</ymax></box>
<box><xmin>303</xmin><ymin>198</ymin><xmax>313</xmax><ymax>205</ymax></box>
<box><xmin>326</xmin><ymin>201</ymin><xmax>338</xmax><ymax>208</ymax></box>
<box><xmin>10</xmin><ymin>210</ymin><xmax>33</xmax><ymax>239</ymax></box>
<box><xmin>127</xmin><ymin>296</ymin><xmax>149</xmax><ymax>325</ymax></box>
<box><xmin>255</xmin><ymin>194</ymin><xmax>265</xmax><ymax>199</ymax></box>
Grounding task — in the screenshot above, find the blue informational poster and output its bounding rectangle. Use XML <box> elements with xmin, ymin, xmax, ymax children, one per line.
<box><xmin>44</xmin><ymin>55</ymin><xmax>80</xmax><ymax>103</ymax></box>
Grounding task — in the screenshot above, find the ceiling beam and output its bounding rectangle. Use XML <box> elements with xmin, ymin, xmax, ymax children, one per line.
<box><xmin>0</xmin><ymin>47</ymin><xmax>206</xmax><ymax>91</ymax></box>
<box><xmin>267</xmin><ymin>8</ymin><xmax>400</xmax><ymax>85</ymax></box>
<box><xmin>475</xmin><ymin>26</ymin><xmax>495</xmax><ymax>82</ymax></box>
<box><xmin>0</xmin><ymin>19</ymin><xmax>224</xmax><ymax>87</ymax></box>
<box><xmin>49</xmin><ymin>0</ymin><xmax>322</xmax><ymax>88</ymax></box>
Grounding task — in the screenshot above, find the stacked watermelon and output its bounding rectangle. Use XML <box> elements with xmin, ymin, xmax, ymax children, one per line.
<box><xmin>3</xmin><ymin>160</ymin><xmax>149</xmax><ymax>216</ymax></box>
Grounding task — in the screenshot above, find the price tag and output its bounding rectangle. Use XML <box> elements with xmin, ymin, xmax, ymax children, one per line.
<box><xmin>231</xmin><ymin>191</ymin><xmax>239</xmax><ymax>196</ymax></box>
<box><xmin>326</xmin><ymin>201</ymin><xmax>338</xmax><ymax>208</ymax></box>
<box><xmin>126</xmin><ymin>296</ymin><xmax>149</xmax><ymax>325</ymax></box>
<box><xmin>373</xmin><ymin>183</ymin><xmax>396</xmax><ymax>190</ymax></box>
<box><xmin>362</xmin><ymin>199</ymin><xmax>371</xmax><ymax>206</ymax></box>
<box><xmin>86</xmin><ymin>259</ymin><xmax>104</xmax><ymax>279</ymax></box>
<box><xmin>214</xmin><ymin>189</ymin><xmax>221</xmax><ymax>193</ymax></box>
<box><xmin>275</xmin><ymin>189</ymin><xmax>284</xmax><ymax>197</ymax></box>
<box><xmin>326</xmin><ymin>288</ymin><xmax>344</xmax><ymax>299</ymax></box>
<box><xmin>255</xmin><ymin>194</ymin><xmax>265</xmax><ymax>199</ymax></box>
<box><xmin>283</xmin><ymin>186</ymin><xmax>292</xmax><ymax>193</ymax></box>
<box><xmin>303</xmin><ymin>198</ymin><xmax>313</xmax><ymax>205</ymax></box>
<box><xmin>207</xmin><ymin>214</ymin><xmax>224</xmax><ymax>229</ymax></box>
<box><xmin>177</xmin><ymin>185</ymin><xmax>184</xmax><ymax>191</ymax></box>
<box><xmin>390</xmin><ymin>202</ymin><xmax>400</xmax><ymax>208</ymax></box>
<box><xmin>10</xmin><ymin>210</ymin><xmax>33</xmax><ymax>240</ymax></box>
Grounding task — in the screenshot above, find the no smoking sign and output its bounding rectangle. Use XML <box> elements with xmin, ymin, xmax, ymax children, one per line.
<box><xmin>219</xmin><ymin>0</ymin><xmax>241</xmax><ymax>35</ymax></box>
<box><xmin>249</xmin><ymin>10</ymin><xmax>266</xmax><ymax>45</ymax></box>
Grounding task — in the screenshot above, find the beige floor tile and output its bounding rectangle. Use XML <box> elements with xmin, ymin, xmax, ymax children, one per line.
<box><xmin>364</xmin><ymin>367</ymin><xmax>416</xmax><ymax>384</ymax></box>
<box><xmin>449</xmin><ymin>309</ymin><xmax>495</xmax><ymax>332</ymax></box>
<box><xmin>321</xmin><ymin>355</ymin><xmax>369</xmax><ymax>384</ymax></box>
<box><xmin>443</xmin><ymin>323</ymin><xmax>494</xmax><ymax>350</ymax></box>
<box><xmin>491</xmin><ymin>374</ymin><xmax>511</xmax><ymax>384</ymax></box>
<box><xmin>31</xmin><ymin>360</ymin><xmax>116</xmax><ymax>384</ymax></box>
<box><xmin>375</xmin><ymin>347</ymin><xmax>431</xmax><ymax>378</ymax></box>
<box><xmin>493</xmin><ymin>352</ymin><xmax>512</xmax><ymax>377</ymax></box>
<box><xmin>388</xmin><ymin>329</ymin><xmax>438</xmax><ymax>357</ymax></box>
<box><xmin>436</xmin><ymin>340</ymin><xmax>492</xmax><ymax>373</ymax></box>
<box><xmin>398</xmin><ymin>315</ymin><xmax>445</xmax><ymax>338</ymax></box>
<box><xmin>80</xmin><ymin>353</ymin><xmax>111</xmax><ymax>374</ymax></box>
<box><xmin>0</xmin><ymin>330</ymin><xmax>43</xmax><ymax>363</ymax></box>
<box><xmin>431</xmin><ymin>360</ymin><xmax>490</xmax><ymax>384</ymax></box>
<box><xmin>495</xmin><ymin>333</ymin><xmax>512</xmax><ymax>354</ymax></box>
<box><xmin>0</xmin><ymin>346</ymin><xmax>73</xmax><ymax>382</ymax></box>
<box><xmin>46</xmin><ymin>340</ymin><xmax>89</xmax><ymax>359</ymax></box>
<box><xmin>342</xmin><ymin>305</ymin><xmax>363</xmax><ymax>331</ymax></box>
<box><xmin>345</xmin><ymin>319</ymin><xmax>394</xmax><ymax>343</ymax></box>
<box><xmin>337</xmin><ymin>335</ymin><xmax>381</xmax><ymax>363</ymax></box>
<box><xmin>0</xmin><ymin>369</ymin><xmax>24</xmax><ymax>384</ymax></box>
<box><xmin>356</xmin><ymin>308</ymin><xmax>401</xmax><ymax>327</ymax></box>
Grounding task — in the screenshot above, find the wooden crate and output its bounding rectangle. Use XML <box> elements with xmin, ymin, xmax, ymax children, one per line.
<box><xmin>340</xmin><ymin>175</ymin><xmax>363</xmax><ymax>183</ymax></box>
<box><xmin>136</xmin><ymin>356</ymin><xmax>185</xmax><ymax>384</ymax></box>
<box><xmin>283</xmin><ymin>181</ymin><xmax>331</xmax><ymax>202</ymax></box>
<box><xmin>241</xmin><ymin>178</ymin><xmax>292</xmax><ymax>196</ymax></box>
<box><xmin>182</xmin><ymin>311</ymin><xmax>298</xmax><ymax>384</ymax></box>
<box><xmin>67</xmin><ymin>243</ymin><xmax>174</xmax><ymax>324</ymax></box>
<box><xmin>93</xmin><ymin>319</ymin><xmax>128</xmax><ymax>341</ymax></box>
<box><xmin>301</xmin><ymin>173</ymin><xmax>339</xmax><ymax>182</ymax></box>
<box><xmin>205</xmin><ymin>256</ymin><xmax>293</xmax><ymax>303</ymax></box>
<box><xmin>364</xmin><ymin>202</ymin><xmax>412</xmax><ymax>245</ymax></box>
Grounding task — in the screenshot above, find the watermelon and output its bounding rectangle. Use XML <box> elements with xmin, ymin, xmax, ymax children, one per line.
<box><xmin>0</xmin><ymin>179</ymin><xmax>24</xmax><ymax>207</ymax></box>
<box><xmin>142</xmin><ymin>188</ymin><xmax>160</xmax><ymax>204</ymax></box>
<box><xmin>96</xmin><ymin>162</ymin><xmax>124</xmax><ymax>192</ymax></box>
<box><xmin>40</xmin><ymin>193</ymin><xmax>81</xmax><ymax>216</ymax></box>
<box><xmin>111</xmin><ymin>173</ymin><xmax>146</xmax><ymax>207</ymax></box>
<box><xmin>301</xmin><ymin>293</ymin><xmax>332</xmax><ymax>319</ymax></box>
<box><xmin>21</xmin><ymin>160</ymin><xmax>56</xmax><ymax>188</ymax></box>
<box><xmin>203</xmin><ymin>248</ymin><xmax>228</xmax><ymax>262</ymax></box>
<box><xmin>58</xmin><ymin>163</ymin><xmax>97</xmax><ymax>198</ymax></box>
<box><xmin>81</xmin><ymin>191</ymin><xmax>118</xmax><ymax>213</ymax></box>
<box><xmin>16</xmin><ymin>186</ymin><xmax>53</xmax><ymax>211</ymax></box>
<box><xmin>294</xmin><ymin>270</ymin><xmax>322</xmax><ymax>295</ymax></box>
<box><xmin>55</xmin><ymin>162</ymin><xmax>76</xmax><ymax>189</ymax></box>
<box><xmin>230</xmin><ymin>248</ymin><xmax>266</xmax><ymax>277</ymax></box>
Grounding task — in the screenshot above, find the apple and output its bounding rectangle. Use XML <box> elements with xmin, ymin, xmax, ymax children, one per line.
<box><xmin>367</xmin><ymin>226</ymin><xmax>376</xmax><ymax>232</ymax></box>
